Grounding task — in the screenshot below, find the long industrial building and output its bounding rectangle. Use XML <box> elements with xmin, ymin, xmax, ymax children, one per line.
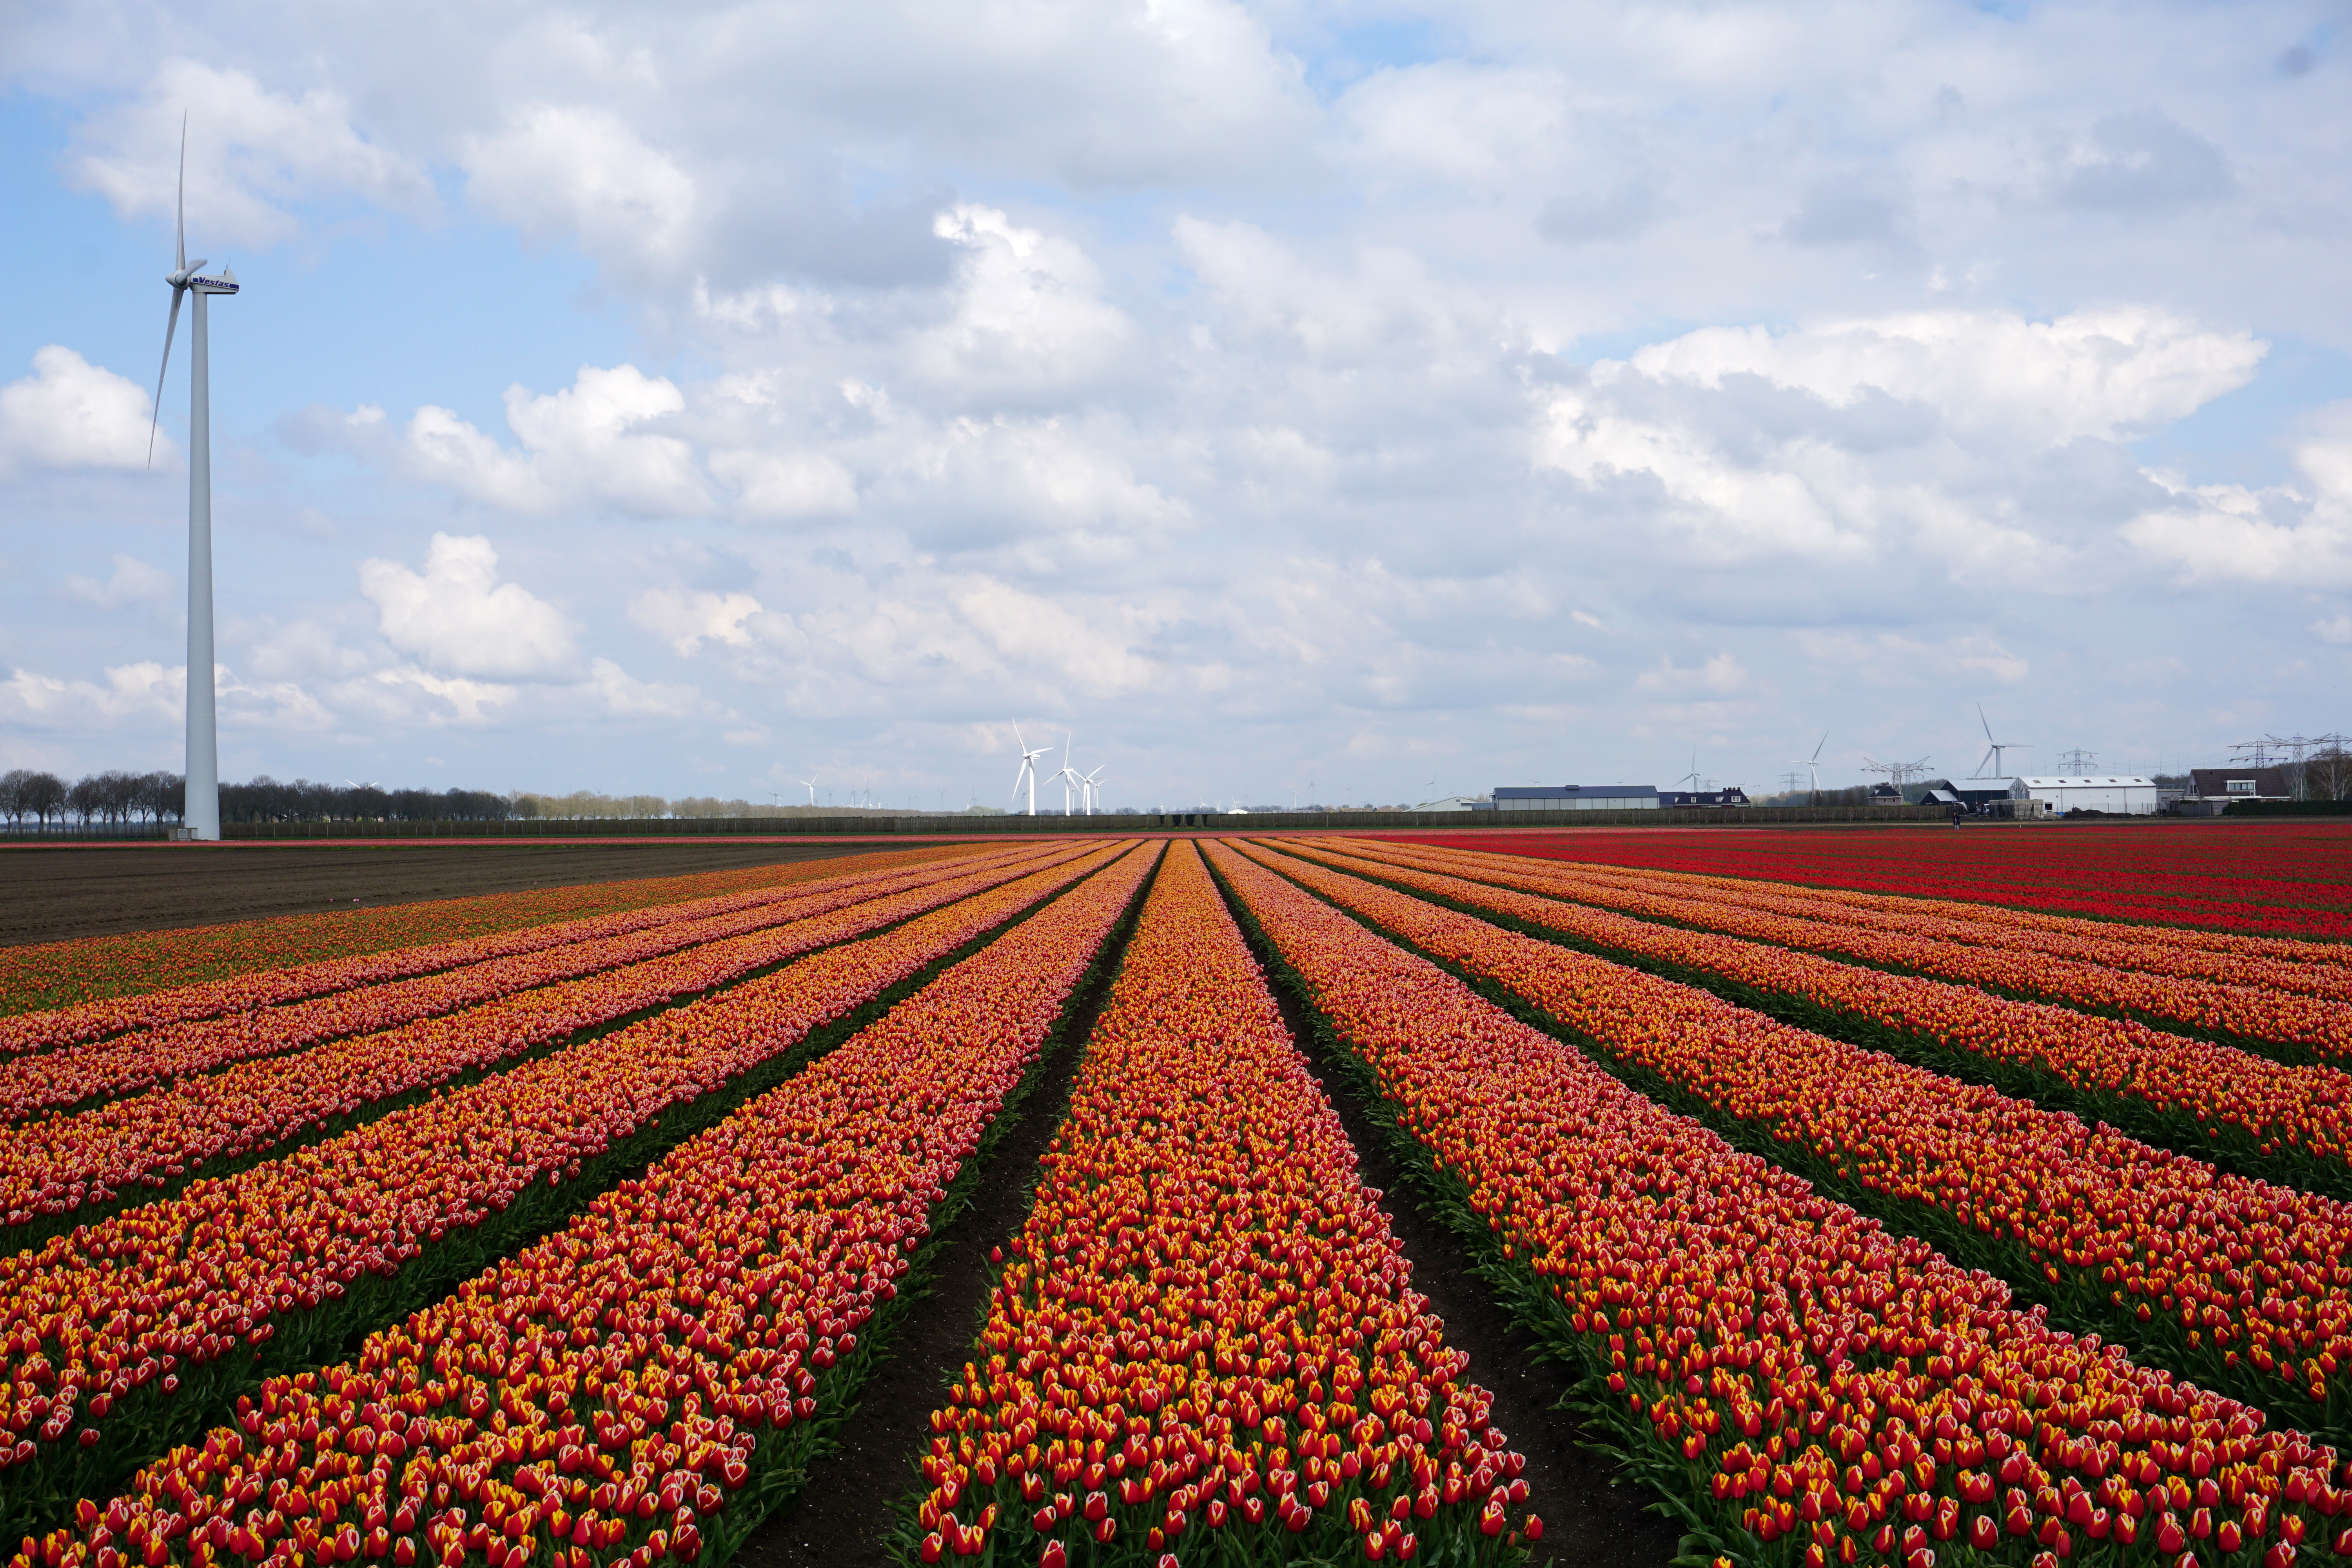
<box><xmin>2011</xmin><ymin>775</ymin><xmax>2159</xmax><ymax>814</ymax></box>
<box><xmin>1494</xmin><ymin>784</ymin><xmax>1659</xmax><ymax>811</ymax></box>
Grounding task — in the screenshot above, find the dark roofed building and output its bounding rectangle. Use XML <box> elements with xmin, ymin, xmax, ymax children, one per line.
<box><xmin>2189</xmin><ymin>766</ymin><xmax>2290</xmax><ymax>802</ymax></box>
<box><xmin>1656</xmin><ymin>787</ymin><xmax>1750</xmax><ymax>808</ymax></box>
<box><xmin>1494</xmin><ymin>784</ymin><xmax>1658</xmax><ymax>812</ymax></box>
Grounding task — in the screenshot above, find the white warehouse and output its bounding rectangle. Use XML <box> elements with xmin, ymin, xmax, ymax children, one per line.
<box><xmin>2012</xmin><ymin>775</ymin><xmax>2160</xmax><ymax>815</ymax></box>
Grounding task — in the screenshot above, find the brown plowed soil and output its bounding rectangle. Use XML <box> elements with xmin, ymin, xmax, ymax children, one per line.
<box><xmin>0</xmin><ymin>841</ymin><xmax>909</xmax><ymax>946</ymax></box>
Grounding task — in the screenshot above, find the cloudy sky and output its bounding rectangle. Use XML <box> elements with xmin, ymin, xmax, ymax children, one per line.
<box><xmin>3</xmin><ymin>0</ymin><xmax>2348</xmax><ymax>810</ymax></box>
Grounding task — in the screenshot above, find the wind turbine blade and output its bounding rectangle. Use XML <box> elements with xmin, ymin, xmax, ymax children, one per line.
<box><xmin>176</xmin><ymin>112</ymin><xmax>187</xmax><ymax>274</ymax></box>
<box><xmin>147</xmin><ymin>288</ymin><xmax>182</xmax><ymax>469</ymax></box>
<box><xmin>1980</xmin><ymin>702</ymin><xmax>1995</xmax><ymax>743</ymax></box>
<box><xmin>1812</xmin><ymin>730</ymin><xmax>1829</xmax><ymax>762</ymax></box>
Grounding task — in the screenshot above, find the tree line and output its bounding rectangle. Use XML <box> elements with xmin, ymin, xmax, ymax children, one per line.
<box><xmin>0</xmin><ymin>772</ymin><xmax>907</xmax><ymax>831</ymax></box>
<box><xmin>0</xmin><ymin>771</ymin><xmax>528</xmax><ymax>830</ymax></box>
<box><xmin>0</xmin><ymin>769</ymin><xmax>183</xmax><ymax>828</ymax></box>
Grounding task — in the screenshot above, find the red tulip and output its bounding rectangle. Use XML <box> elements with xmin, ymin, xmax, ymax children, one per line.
<box><xmin>1210</xmin><ymin>839</ymin><xmax>2352</xmax><ymax>1568</ymax></box>
<box><xmin>911</xmin><ymin>845</ymin><xmax>1515</xmax><ymax>1564</ymax></box>
<box><xmin>12</xmin><ymin>843</ymin><xmax>1159</xmax><ymax>1568</ymax></box>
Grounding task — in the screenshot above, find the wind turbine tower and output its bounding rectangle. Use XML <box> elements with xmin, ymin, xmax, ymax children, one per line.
<box><xmin>1785</xmin><ymin>732</ymin><xmax>1828</xmax><ymax>804</ymax></box>
<box><xmin>1051</xmin><ymin>734</ymin><xmax>1083</xmax><ymax>814</ymax></box>
<box><xmin>147</xmin><ymin>116</ymin><xmax>240</xmax><ymax>841</ymax></box>
<box><xmin>1009</xmin><ymin>723</ymin><xmax>1053</xmax><ymax>816</ymax></box>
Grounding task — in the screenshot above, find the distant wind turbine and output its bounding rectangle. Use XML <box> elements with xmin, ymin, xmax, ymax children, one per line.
<box><xmin>1973</xmin><ymin>704</ymin><xmax>2029</xmax><ymax>777</ymax></box>
<box><xmin>1009</xmin><ymin>722</ymin><xmax>1053</xmax><ymax>816</ymax></box>
<box><xmin>149</xmin><ymin>114</ymin><xmax>240</xmax><ymax>841</ymax></box>
<box><xmin>1677</xmin><ymin>745</ymin><xmax>1702</xmax><ymax>791</ymax></box>
<box><xmin>1050</xmin><ymin>733</ymin><xmax>1083</xmax><ymax>815</ymax></box>
<box><xmin>797</xmin><ymin>774</ymin><xmax>817</xmax><ymax>806</ymax></box>
<box><xmin>1080</xmin><ymin>764</ymin><xmax>1105</xmax><ymax>816</ymax></box>
<box><xmin>1786</xmin><ymin>731</ymin><xmax>1829</xmax><ymax>802</ymax></box>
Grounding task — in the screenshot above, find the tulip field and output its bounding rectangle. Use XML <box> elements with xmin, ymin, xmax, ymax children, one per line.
<box><xmin>4</xmin><ymin>825</ymin><xmax>2352</xmax><ymax>1568</ymax></box>
<box><xmin>1392</xmin><ymin>824</ymin><xmax>2352</xmax><ymax>940</ymax></box>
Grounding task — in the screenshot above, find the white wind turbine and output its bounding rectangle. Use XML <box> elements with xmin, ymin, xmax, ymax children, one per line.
<box><xmin>1973</xmin><ymin>703</ymin><xmax>2030</xmax><ymax>778</ymax></box>
<box><xmin>1786</xmin><ymin>731</ymin><xmax>1828</xmax><ymax>802</ymax></box>
<box><xmin>147</xmin><ymin>115</ymin><xmax>240</xmax><ymax>841</ymax></box>
<box><xmin>1009</xmin><ymin>722</ymin><xmax>1053</xmax><ymax>816</ymax></box>
<box><xmin>1049</xmin><ymin>733</ymin><xmax>1084</xmax><ymax>815</ymax></box>
<box><xmin>797</xmin><ymin>775</ymin><xmax>817</xmax><ymax>806</ymax></box>
<box><xmin>1080</xmin><ymin>765</ymin><xmax>1105</xmax><ymax>815</ymax></box>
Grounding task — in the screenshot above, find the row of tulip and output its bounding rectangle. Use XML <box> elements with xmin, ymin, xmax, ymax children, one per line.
<box><xmin>1386</xmin><ymin>824</ymin><xmax>2352</xmax><ymax>940</ymax></box>
<box><xmin>1205</xmin><ymin>838</ymin><xmax>2352</xmax><ymax>1568</ymax></box>
<box><xmin>0</xmin><ymin>844</ymin><xmax>1085</xmax><ymax>1243</ymax></box>
<box><xmin>1272</xmin><ymin>838</ymin><xmax>2352</xmax><ymax>1203</ymax></box>
<box><xmin>1240</xmin><ymin>838</ymin><xmax>2352</xmax><ymax>1448</ymax></box>
<box><xmin>0</xmin><ymin>847</ymin><xmax>951</xmax><ymax>1022</ymax></box>
<box><xmin>0</xmin><ymin>847</ymin><xmax>1055</xmax><ymax>1125</ymax></box>
<box><xmin>1444</xmin><ymin>851</ymin><xmax>2352</xmax><ymax>1004</ymax></box>
<box><xmin>1352</xmin><ymin>833</ymin><xmax>2352</xmax><ymax>992</ymax></box>
<box><xmin>1334</xmin><ymin>838</ymin><xmax>2352</xmax><ymax>1067</ymax></box>
<box><xmin>0</xmin><ymin>847</ymin><xmax>992</xmax><ymax>1058</ymax></box>
<box><xmin>913</xmin><ymin>841</ymin><xmax>1532</xmax><ymax>1567</ymax></box>
<box><xmin>9</xmin><ymin>840</ymin><xmax>1162</xmax><ymax>1568</ymax></box>
<box><xmin>0</xmin><ymin>842</ymin><xmax>1128</xmax><ymax>1539</ymax></box>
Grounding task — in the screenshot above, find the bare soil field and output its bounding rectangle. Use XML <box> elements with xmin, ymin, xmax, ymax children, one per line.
<box><xmin>0</xmin><ymin>840</ymin><xmax>913</xmax><ymax>946</ymax></box>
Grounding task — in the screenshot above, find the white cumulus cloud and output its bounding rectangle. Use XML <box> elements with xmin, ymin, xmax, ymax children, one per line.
<box><xmin>709</xmin><ymin>450</ymin><xmax>859</xmax><ymax>518</ymax></box>
<box><xmin>0</xmin><ymin>348</ymin><xmax>165</xmax><ymax>477</ymax></box>
<box><xmin>917</xmin><ymin>205</ymin><xmax>1131</xmax><ymax>397</ymax></box>
<box><xmin>358</xmin><ymin>533</ymin><xmax>577</xmax><ymax>680</ymax></box>
<box><xmin>1608</xmin><ymin>308</ymin><xmax>2265</xmax><ymax>444</ymax></box>
<box><xmin>71</xmin><ymin>59</ymin><xmax>435</xmax><ymax>249</ymax></box>
<box><xmin>462</xmin><ymin>107</ymin><xmax>698</xmax><ymax>280</ymax></box>
<box><xmin>630</xmin><ymin>589</ymin><xmax>764</xmax><ymax>655</ymax></box>
<box><xmin>63</xmin><ymin>554</ymin><xmax>172</xmax><ymax>609</ymax></box>
<box><xmin>399</xmin><ymin>366</ymin><xmax>710</xmax><ymax>518</ymax></box>
<box><xmin>2123</xmin><ymin>404</ymin><xmax>2352</xmax><ymax>587</ymax></box>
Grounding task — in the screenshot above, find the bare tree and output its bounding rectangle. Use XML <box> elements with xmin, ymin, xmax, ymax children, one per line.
<box><xmin>17</xmin><ymin>771</ymin><xmax>65</xmax><ymax>829</ymax></box>
<box><xmin>96</xmin><ymin>770</ymin><xmax>138</xmax><ymax>825</ymax></box>
<box><xmin>65</xmin><ymin>775</ymin><xmax>103</xmax><ymax>826</ymax></box>
<box><xmin>0</xmin><ymin>769</ymin><xmax>26</xmax><ymax>830</ymax></box>
<box><xmin>2310</xmin><ymin>744</ymin><xmax>2351</xmax><ymax>803</ymax></box>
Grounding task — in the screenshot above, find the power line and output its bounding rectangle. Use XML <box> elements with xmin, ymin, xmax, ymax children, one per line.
<box><xmin>1860</xmin><ymin>756</ymin><xmax>1933</xmax><ymax>789</ymax></box>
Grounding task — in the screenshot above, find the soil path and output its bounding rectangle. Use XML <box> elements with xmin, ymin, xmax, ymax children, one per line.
<box><xmin>1274</xmin><ymin>983</ymin><xmax>1685</xmax><ymax>1568</ymax></box>
<box><xmin>0</xmin><ymin>842</ymin><xmax>905</xmax><ymax>946</ymax></box>
<box><xmin>734</xmin><ymin>896</ymin><xmax>1117</xmax><ymax>1567</ymax></box>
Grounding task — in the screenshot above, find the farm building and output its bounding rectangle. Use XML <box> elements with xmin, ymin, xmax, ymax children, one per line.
<box><xmin>2186</xmin><ymin>766</ymin><xmax>2292</xmax><ymax>803</ymax></box>
<box><xmin>1656</xmin><ymin>787</ymin><xmax>1751</xmax><ymax>808</ymax></box>
<box><xmin>1908</xmin><ymin>778</ymin><xmax>2012</xmax><ymax>811</ymax></box>
<box><xmin>1494</xmin><ymin>784</ymin><xmax>1659</xmax><ymax>811</ymax></box>
<box><xmin>2014</xmin><ymin>775</ymin><xmax>2160</xmax><ymax>815</ymax></box>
